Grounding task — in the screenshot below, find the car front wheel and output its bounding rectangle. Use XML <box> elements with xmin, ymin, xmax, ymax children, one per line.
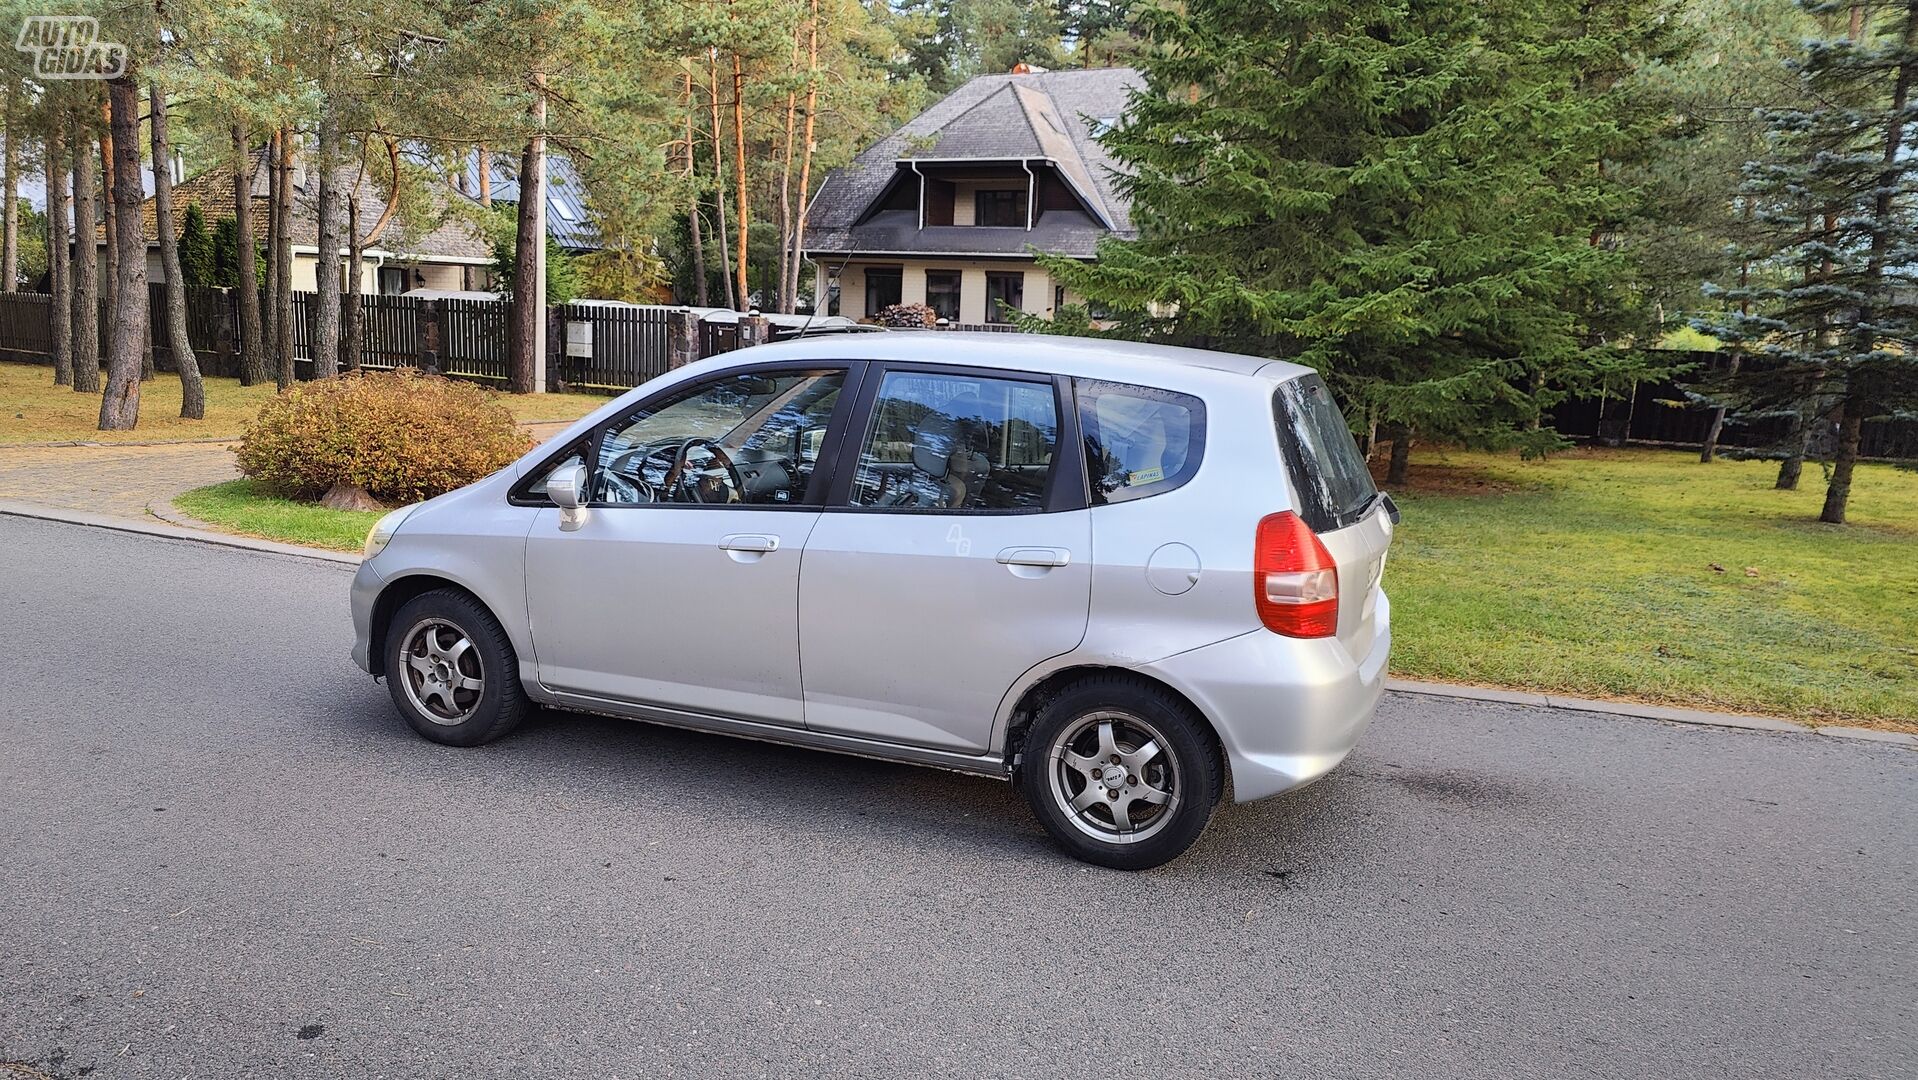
<box><xmin>385</xmin><ymin>589</ymin><xmax>528</xmax><ymax>747</ymax></box>
<box><xmin>1018</xmin><ymin>676</ymin><xmax>1221</xmax><ymax>870</ymax></box>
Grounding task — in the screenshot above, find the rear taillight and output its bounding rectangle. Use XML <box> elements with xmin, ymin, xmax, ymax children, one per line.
<box><xmin>1254</xmin><ymin>511</ymin><xmax>1338</xmax><ymax>638</ymax></box>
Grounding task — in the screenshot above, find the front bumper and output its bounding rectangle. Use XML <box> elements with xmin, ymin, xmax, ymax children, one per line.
<box><xmin>349</xmin><ymin>559</ymin><xmax>386</xmax><ymax>674</ymax></box>
<box><xmin>1141</xmin><ymin>595</ymin><xmax>1390</xmax><ymax>803</ymax></box>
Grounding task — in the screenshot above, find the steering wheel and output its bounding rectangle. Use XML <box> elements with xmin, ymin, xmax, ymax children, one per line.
<box><xmin>602</xmin><ymin>444</ymin><xmax>674</xmax><ymax>503</ymax></box>
<box><xmin>661</xmin><ymin>438</ymin><xmax>745</xmax><ymax>504</ymax></box>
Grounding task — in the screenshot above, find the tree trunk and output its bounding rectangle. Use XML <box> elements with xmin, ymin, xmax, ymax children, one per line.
<box><xmin>343</xmin><ymin>191</ymin><xmax>362</xmax><ymax>371</ymax></box>
<box><xmin>1775</xmin><ymin>410</ymin><xmax>1810</xmax><ymax>489</ymax></box>
<box><xmin>98</xmin><ymin>122</ymin><xmax>118</xmax><ymax>358</ymax></box>
<box><xmin>273</xmin><ymin>126</ymin><xmax>295</xmax><ymax>390</ymax></box>
<box><xmin>70</xmin><ymin>110</ymin><xmax>101</xmax><ymax>394</ymax></box>
<box><xmin>233</xmin><ymin>124</ymin><xmax>266</xmax><ymax>386</ymax></box>
<box><xmin>731</xmin><ymin>52</ymin><xmax>750</xmax><ymax>308</ymax></box>
<box><xmin>684</xmin><ymin>70</ymin><xmax>708</xmax><ymax>306</ymax></box>
<box><xmin>263</xmin><ymin>128</ymin><xmax>282</xmax><ymax>384</ymax></box>
<box><xmin>2</xmin><ymin>85</ymin><xmax>17</xmax><ymax>292</ymax></box>
<box><xmin>788</xmin><ymin>1</ymin><xmax>820</xmax><ymax>311</ymax></box>
<box><xmin>311</xmin><ymin>97</ymin><xmax>342</xmax><ymax>379</ymax></box>
<box><xmin>98</xmin><ymin>76</ymin><xmax>147</xmax><ymax>430</ymax></box>
<box><xmin>1819</xmin><ymin>398</ymin><xmax>1865</xmax><ymax>524</ymax></box>
<box><xmin>509</xmin><ymin>83</ymin><xmax>546</xmax><ymax>394</ymax></box>
<box><xmin>476</xmin><ymin>145</ymin><xmax>491</xmax><ymax>207</ymax></box>
<box><xmin>708</xmin><ymin>51</ymin><xmax>735</xmax><ymax>310</ymax></box>
<box><xmin>1387</xmin><ymin>433</ymin><xmax>1412</xmax><ymax>486</ymax></box>
<box><xmin>149</xmin><ymin>83</ymin><xmax>203</xmax><ymax>419</ymax></box>
<box><xmin>47</xmin><ymin>124</ymin><xmax>73</xmax><ymax>386</ymax></box>
<box><xmin>1699</xmin><ymin>355</ymin><xmax>1740</xmax><ymax>463</ymax></box>
<box><xmin>776</xmin><ymin>26</ymin><xmax>800</xmax><ymax>312</ymax></box>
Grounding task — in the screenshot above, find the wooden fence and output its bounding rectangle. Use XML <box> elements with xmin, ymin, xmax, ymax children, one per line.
<box><xmin>0</xmin><ymin>287</ymin><xmax>1050</xmax><ymax>396</ymax></box>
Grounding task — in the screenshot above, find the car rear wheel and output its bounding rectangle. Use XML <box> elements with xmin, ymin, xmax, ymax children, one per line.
<box><xmin>1018</xmin><ymin>676</ymin><xmax>1221</xmax><ymax>870</ymax></box>
<box><xmin>385</xmin><ymin>589</ymin><xmax>528</xmax><ymax>747</ymax></box>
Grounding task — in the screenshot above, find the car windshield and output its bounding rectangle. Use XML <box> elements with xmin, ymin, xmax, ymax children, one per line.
<box><xmin>1273</xmin><ymin>374</ymin><xmax>1377</xmax><ymax>532</ymax></box>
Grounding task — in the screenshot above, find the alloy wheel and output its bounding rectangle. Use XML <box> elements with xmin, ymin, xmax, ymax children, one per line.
<box><xmin>1046</xmin><ymin>710</ymin><xmax>1181</xmax><ymax>844</ymax></box>
<box><xmin>399</xmin><ymin>618</ymin><xmax>485</xmax><ymax>725</ymax></box>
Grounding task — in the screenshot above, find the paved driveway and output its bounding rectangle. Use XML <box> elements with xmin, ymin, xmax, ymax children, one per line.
<box><xmin>1</xmin><ymin>515</ymin><xmax>1911</xmax><ymax>1079</ymax></box>
<box><xmin>0</xmin><ymin>442</ymin><xmax>238</xmax><ymax>517</ymax></box>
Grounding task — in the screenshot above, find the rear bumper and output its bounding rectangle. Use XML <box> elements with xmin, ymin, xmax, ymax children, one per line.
<box><xmin>1141</xmin><ymin>594</ymin><xmax>1390</xmax><ymax>803</ymax></box>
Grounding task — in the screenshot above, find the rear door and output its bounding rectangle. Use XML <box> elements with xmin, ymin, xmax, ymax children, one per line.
<box><xmin>796</xmin><ymin>364</ymin><xmax>1092</xmax><ymax>753</ymax></box>
<box><xmin>1272</xmin><ymin>374</ymin><xmax>1394</xmax><ymax>661</ymax></box>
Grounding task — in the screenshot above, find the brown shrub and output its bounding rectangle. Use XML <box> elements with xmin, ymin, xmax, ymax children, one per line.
<box><xmin>235</xmin><ymin>369</ymin><xmax>532</xmax><ymax>504</ymax></box>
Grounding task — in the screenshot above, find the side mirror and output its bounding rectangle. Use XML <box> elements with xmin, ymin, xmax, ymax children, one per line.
<box><xmin>546</xmin><ymin>464</ymin><xmax>589</xmax><ymax>531</ymax></box>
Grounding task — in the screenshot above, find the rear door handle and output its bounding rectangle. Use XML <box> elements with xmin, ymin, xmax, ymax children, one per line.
<box><xmin>719</xmin><ymin>534</ymin><xmax>780</xmax><ymax>553</ymax></box>
<box><xmin>997</xmin><ymin>547</ymin><xmax>1070</xmax><ymax>568</ymax></box>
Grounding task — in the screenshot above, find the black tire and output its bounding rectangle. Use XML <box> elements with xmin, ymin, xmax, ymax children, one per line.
<box><xmin>1016</xmin><ymin>675</ymin><xmax>1222</xmax><ymax>870</ymax></box>
<box><xmin>384</xmin><ymin>589</ymin><xmax>528</xmax><ymax>747</ymax></box>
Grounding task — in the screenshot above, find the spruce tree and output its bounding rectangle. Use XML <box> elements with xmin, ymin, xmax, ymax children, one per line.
<box><xmin>178</xmin><ymin>202</ymin><xmax>216</xmax><ymax>288</ymax></box>
<box><xmin>1698</xmin><ymin>1</ymin><xmax>1918</xmax><ymax>523</ymax></box>
<box><xmin>1041</xmin><ymin>0</ymin><xmax>1684</xmax><ymax>475</ymax></box>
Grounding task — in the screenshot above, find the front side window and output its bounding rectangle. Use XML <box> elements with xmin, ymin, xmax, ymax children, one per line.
<box><xmin>926</xmin><ymin>271</ymin><xmax>962</xmax><ymax>323</ymax></box>
<box><xmin>592</xmin><ymin>369</ymin><xmax>844</xmax><ymax>506</ymax></box>
<box><xmin>1077</xmin><ymin>380</ymin><xmax>1206</xmax><ymax>504</ymax></box>
<box><xmin>849</xmin><ymin>370</ymin><xmax>1058</xmax><ymax>511</ymax></box>
<box><xmin>984</xmin><ymin>272</ymin><xmax>1024</xmax><ymax>323</ymax></box>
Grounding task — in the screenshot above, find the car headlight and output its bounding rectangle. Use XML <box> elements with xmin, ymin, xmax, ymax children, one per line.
<box><xmin>362</xmin><ymin>504</ymin><xmax>420</xmax><ymax>559</ymax></box>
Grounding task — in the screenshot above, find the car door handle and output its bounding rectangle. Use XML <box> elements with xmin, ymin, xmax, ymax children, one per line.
<box><xmin>996</xmin><ymin>547</ymin><xmax>1070</xmax><ymax>568</ymax></box>
<box><xmin>719</xmin><ymin>534</ymin><xmax>780</xmax><ymax>553</ymax></box>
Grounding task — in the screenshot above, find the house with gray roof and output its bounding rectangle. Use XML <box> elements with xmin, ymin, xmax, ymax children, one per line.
<box><xmin>803</xmin><ymin>66</ymin><xmax>1140</xmax><ymax>325</ymax></box>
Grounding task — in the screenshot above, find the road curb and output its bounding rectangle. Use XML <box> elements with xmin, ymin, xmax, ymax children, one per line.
<box><xmin>0</xmin><ymin>499</ymin><xmax>359</xmax><ymax>567</ymax></box>
<box><xmin>0</xmin><ymin>435</ymin><xmax>239</xmax><ymax>449</ymax></box>
<box><xmin>1385</xmin><ymin>678</ymin><xmax>1914</xmax><ymax>747</ymax></box>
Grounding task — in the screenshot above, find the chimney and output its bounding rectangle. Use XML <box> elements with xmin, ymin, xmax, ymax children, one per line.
<box><xmin>289</xmin><ymin>133</ymin><xmax>306</xmax><ymax>192</ymax></box>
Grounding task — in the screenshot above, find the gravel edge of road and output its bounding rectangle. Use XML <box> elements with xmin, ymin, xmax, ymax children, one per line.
<box><xmin>3</xmin><ymin>500</ymin><xmax>1911</xmax><ymax>748</ymax></box>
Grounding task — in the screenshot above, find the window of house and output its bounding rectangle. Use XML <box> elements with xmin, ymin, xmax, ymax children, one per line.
<box><xmin>975</xmin><ymin>189</ymin><xmax>1024</xmax><ymax>228</ymax></box>
<box><xmin>985</xmin><ymin>272</ymin><xmax>1024</xmax><ymax>323</ymax></box>
<box><xmin>926</xmin><ymin>271</ymin><xmax>962</xmax><ymax>323</ymax></box>
<box><xmin>864</xmin><ymin>267</ymin><xmax>903</xmax><ymax>316</ymax></box>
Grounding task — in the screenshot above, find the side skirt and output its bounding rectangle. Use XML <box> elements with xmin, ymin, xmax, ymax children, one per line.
<box><xmin>537</xmin><ymin>688</ymin><xmax>1013</xmax><ymax>782</ymax></box>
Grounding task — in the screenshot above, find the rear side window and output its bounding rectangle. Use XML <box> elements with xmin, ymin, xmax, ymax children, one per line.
<box><xmin>1077</xmin><ymin>379</ymin><xmax>1205</xmax><ymax>505</ymax></box>
<box><xmin>1273</xmin><ymin>374</ymin><xmax>1377</xmax><ymax>531</ymax></box>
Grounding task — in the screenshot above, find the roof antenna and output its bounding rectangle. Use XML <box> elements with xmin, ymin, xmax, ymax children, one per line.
<box><xmin>793</xmin><ymin>236</ymin><xmax>861</xmax><ymax>340</ymax></box>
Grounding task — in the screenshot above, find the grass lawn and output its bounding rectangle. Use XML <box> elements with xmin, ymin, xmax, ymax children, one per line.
<box><xmin>1386</xmin><ymin>447</ymin><xmax>1918</xmax><ymax>731</ymax></box>
<box><xmin>168</xmin><ymin>445</ymin><xmax>1918</xmax><ymax>730</ymax></box>
<box><xmin>173</xmin><ymin>479</ymin><xmax>386</xmax><ymax>552</ymax></box>
<box><xmin>0</xmin><ymin>361</ymin><xmax>603</xmax><ymax>445</ymax></box>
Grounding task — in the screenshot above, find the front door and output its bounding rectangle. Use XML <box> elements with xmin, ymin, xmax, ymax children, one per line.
<box><xmin>798</xmin><ymin>366</ymin><xmax>1091</xmax><ymax>752</ymax></box>
<box><xmin>524</xmin><ymin>366</ymin><xmax>852</xmax><ymax>726</ymax></box>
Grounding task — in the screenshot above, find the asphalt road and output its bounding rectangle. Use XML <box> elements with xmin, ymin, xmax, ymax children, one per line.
<box><xmin>1</xmin><ymin>514</ymin><xmax>1911</xmax><ymax>1080</ymax></box>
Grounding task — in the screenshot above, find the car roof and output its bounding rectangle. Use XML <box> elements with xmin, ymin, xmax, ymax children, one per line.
<box><xmin>732</xmin><ymin>332</ymin><xmax>1314</xmax><ymax>384</ymax></box>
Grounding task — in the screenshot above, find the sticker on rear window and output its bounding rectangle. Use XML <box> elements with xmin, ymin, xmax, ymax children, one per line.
<box><xmin>1128</xmin><ymin>466</ymin><xmax>1165</xmax><ymax>486</ymax></box>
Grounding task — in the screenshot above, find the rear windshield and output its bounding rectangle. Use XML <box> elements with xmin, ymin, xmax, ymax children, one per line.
<box><xmin>1273</xmin><ymin>374</ymin><xmax>1377</xmax><ymax>532</ymax></box>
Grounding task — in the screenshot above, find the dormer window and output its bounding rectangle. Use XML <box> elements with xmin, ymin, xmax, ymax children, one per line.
<box><xmin>975</xmin><ymin>189</ymin><xmax>1024</xmax><ymax>227</ymax></box>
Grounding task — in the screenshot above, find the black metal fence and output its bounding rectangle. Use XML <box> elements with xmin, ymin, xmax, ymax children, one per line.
<box><xmin>1548</xmin><ymin>350</ymin><xmax>1918</xmax><ymax>460</ymax></box>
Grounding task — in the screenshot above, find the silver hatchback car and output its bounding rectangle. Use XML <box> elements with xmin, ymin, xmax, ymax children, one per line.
<box><xmin>351</xmin><ymin>334</ymin><xmax>1395</xmax><ymax>868</ymax></box>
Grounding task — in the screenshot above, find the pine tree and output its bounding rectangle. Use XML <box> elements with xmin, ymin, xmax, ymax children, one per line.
<box><xmin>1698</xmin><ymin>1</ymin><xmax>1918</xmax><ymax>523</ymax></box>
<box><xmin>1041</xmin><ymin>0</ymin><xmax>1685</xmax><ymax>477</ymax></box>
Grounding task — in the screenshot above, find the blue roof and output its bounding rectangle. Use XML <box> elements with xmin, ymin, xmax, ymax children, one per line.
<box><xmin>459</xmin><ymin>151</ymin><xmax>599</xmax><ymax>252</ymax></box>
